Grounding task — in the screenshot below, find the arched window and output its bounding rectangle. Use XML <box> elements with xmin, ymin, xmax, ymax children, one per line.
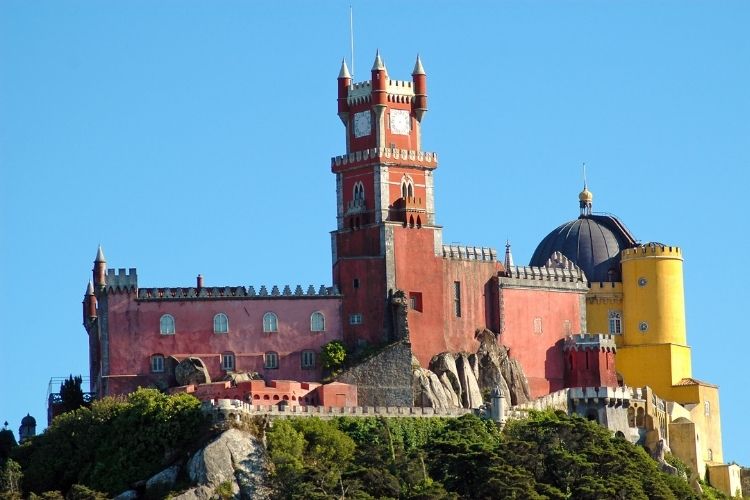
<box><xmin>310</xmin><ymin>311</ymin><xmax>325</xmax><ymax>332</ymax></box>
<box><xmin>160</xmin><ymin>314</ymin><xmax>175</xmax><ymax>335</ymax></box>
<box><xmin>353</xmin><ymin>181</ymin><xmax>365</xmax><ymax>201</ymax></box>
<box><xmin>214</xmin><ymin>313</ymin><xmax>229</xmax><ymax>334</ymax></box>
<box><xmin>263</xmin><ymin>312</ymin><xmax>278</xmax><ymax>333</ymax></box>
<box><xmin>265</xmin><ymin>351</ymin><xmax>279</xmax><ymax>369</ymax></box>
<box><xmin>408</xmin><ymin>183</ymin><xmax>414</xmax><ymax>198</ymax></box>
<box><xmin>708</xmin><ymin>448</ymin><xmax>713</xmax><ymax>461</ymax></box>
<box><xmin>609</xmin><ymin>311</ymin><xmax>622</xmax><ymax>335</ymax></box>
<box><xmin>151</xmin><ymin>354</ymin><xmax>165</xmax><ymax>373</ymax></box>
<box><xmin>636</xmin><ymin>407</ymin><xmax>645</xmax><ymax>428</ymax></box>
<box><xmin>221</xmin><ymin>352</ymin><xmax>235</xmax><ymax>371</ymax></box>
<box><xmin>401</xmin><ymin>176</ymin><xmax>414</xmax><ymax>200</ymax></box>
<box><xmin>627</xmin><ymin>407</ymin><xmax>635</xmax><ymax>427</ymax></box>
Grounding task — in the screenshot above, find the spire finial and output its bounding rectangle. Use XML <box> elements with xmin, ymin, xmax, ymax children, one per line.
<box><xmin>578</xmin><ymin>163</ymin><xmax>593</xmax><ymax>216</ymax></box>
<box><xmin>372</xmin><ymin>49</ymin><xmax>385</xmax><ymax>71</ymax></box>
<box><xmin>504</xmin><ymin>240</ymin><xmax>514</xmax><ymax>270</ymax></box>
<box><xmin>86</xmin><ymin>280</ymin><xmax>94</xmax><ymax>295</ymax></box>
<box><xmin>412</xmin><ymin>54</ymin><xmax>426</xmax><ymax>75</ymax></box>
<box><xmin>95</xmin><ymin>245</ymin><xmax>106</xmax><ymax>263</ymax></box>
<box><xmin>338</xmin><ymin>58</ymin><xmax>351</xmax><ymax>79</ymax></box>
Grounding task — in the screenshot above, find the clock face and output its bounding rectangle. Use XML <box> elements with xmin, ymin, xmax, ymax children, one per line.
<box><xmin>389</xmin><ymin>109</ymin><xmax>410</xmax><ymax>135</ymax></box>
<box><xmin>353</xmin><ymin>111</ymin><xmax>371</xmax><ymax>138</ymax></box>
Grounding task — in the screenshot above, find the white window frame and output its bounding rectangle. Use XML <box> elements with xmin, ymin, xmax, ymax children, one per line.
<box><xmin>533</xmin><ymin>317</ymin><xmax>543</xmax><ymax>335</ymax></box>
<box><xmin>263</xmin><ymin>312</ymin><xmax>278</xmax><ymax>333</ymax></box>
<box><xmin>265</xmin><ymin>351</ymin><xmax>279</xmax><ymax>369</ymax></box>
<box><xmin>160</xmin><ymin>314</ymin><xmax>175</xmax><ymax>335</ymax></box>
<box><xmin>151</xmin><ymin>354</ymin><xmax>165</xmax><ymax>373</ymax></box>
<box><xmin>214</xmin><ymin>313</ymin><xmax>229</xmax><ymax>334</ymax></box>
<box><xmin>310</xmin><ymin>311</ymin><xmax>325</xmax><ymax>332</ymax></box>
<box><xmin>704</xmin><ymin>400</ymin><xmax>711</xmax><ymax>416</ymax></box>
<box><xmin>221</xmin><ymin>352</ymin><xmax>235</xmax><ymax>371</ymax></box>
<box><xmin>609</xmin><ymin>311</ymin><xmax>623</xmax><ymax>335</ymax></box>
<box><xmin>301</xmin><ymin>350</ymin><xmax>315</xmax><ymax>369</ymax></box>
<box><xmin>349</xmin><ymin>313</ymin><xmax>363</xmax><ymax>325</ymax></box>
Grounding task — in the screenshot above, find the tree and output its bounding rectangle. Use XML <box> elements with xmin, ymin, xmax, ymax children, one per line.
<box><xmin>0</xmin><ymin>429</ymin><xmax>17</xmax><ymax>462</ymax></box>
<box><xmin>320</xmin><ymin>341</ymin><xmax>346</xmax><ymax>373</ymax></box>
<box><xmin>59</xmin><ymin>375</ymin><xmax>85</xmax><ymax>414</ymax></box>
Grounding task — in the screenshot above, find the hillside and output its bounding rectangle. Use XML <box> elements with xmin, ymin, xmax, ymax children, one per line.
<box><xmin>0</xmin><ymin>390</ymin><xmax>730</xmax><ymax>499</ymax></box>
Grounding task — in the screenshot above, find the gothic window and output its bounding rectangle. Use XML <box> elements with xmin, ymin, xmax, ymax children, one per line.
<box><xmin>160</xmin><ymin>314</ymin><xmax>175</xmax><ymax>335</ymax></box>
<box><xmin>401</xmin><ymin>176</ymin><xmax>414</xmax><ymax>200</ymax></box>
<box><xmin>627</xmin><ymin>407</ymin><xmax>635</xmax><ymax>427</ymax></box>
<box><xmin>353</xmin><ymin>181</ymin><xmax>365</xmax><ymax>201</ymax></box>
<box><xmin>609</xmin><ymin>311</ymin><xmax>623</xmax><ymax>335</ymax></box>
<box><xmin>151</xmin><ymin>354</ymin><xmax>165</xmax><ymax>373</ymax></box>
<box><xmin>310</xmin><ymin>311</ymin><xmax>325</xmax><ymax>332</ymax></box>
<box><xmin>263</xmin><ymin>312</ymin><xmax>278</xmax><ymax>333</ymax></box>
<box><xmin>214</xmin><ymin>313</ymin><xmax>229</xmax><ymax>334</ymax></box>
<box><xmin>265</xmin><ymin>351</ymin><xmax>279</xmax><ymax>369</ymax></box>
<box><xmin>301</xmin><ymin>350</ymin><xmax>315</xmax><ymax>369</ymax></box>
<box><xmin>221</xmin><ymin>352</ymin><xmax>235</xmax><ymax>371</ymax></box>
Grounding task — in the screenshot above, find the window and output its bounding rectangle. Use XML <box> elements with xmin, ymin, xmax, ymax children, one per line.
<box><xmin>263</xmin><ymin>312</ymin><xmax>278</xmax><ymax>333</ymax></box>
<box><xmin>353</xmin><ymin>181</ymin><xmax>365</xmax><ymax>201</ymax></box>
<box><xmin>708</xmin><ymin>448</ymin><xmax>713</xmax><ymax>461</ymax></box>
<box><xmin>349</xmin><ymin>313</ymin><xmax>363</xmax><ymax>325</ymax></box>
<box><xmin>310</xmin><ymin>311</ymin><xmax>325</xmax><ymax>332</ymax></box>
<box><xmin>609</xmin><ymin>311</ymin><xmax>622</xmax><ymax>335</ymax></box>
<box><xmin>301</xmin><ymin>350</ymin><xmax>315</xmax><ymax>369</ymax></box>
<box><xmin>151</xmin><ymin>354</ymin><xmax>165</xmax><ymax>373</ymax></box>
<box><xmin>704</xmin><ymin>401</ymin><xmax>711</xmax><ymax>416</ymax></box>
<box><xmin>563</xmin><ymin>319</ymin><xmax>572</xmax><ymax>335</ymax></box>
<box><xmin>453</xmin><ymin>281</ymin><xmax>461</xmax><ymax>317</ymax></box>
<box><xmin>353</xmin><ymin>278</ymin><xmax>360</xmax><ymax>289</ymax></box>
<box><xmin>160</xmin><ymin>314</ymin><xmax>175</xmax><ymax>335</ymax></box>
<box><xmin>409</xmin><ymin>292</ymin><xmax>423</xmax><ymax>312</ymax></box>
<box><xmin>221</xmin><ymin>352</ymin><xmax>235</xmax><ymax>371</ymax></box>
<box><xmin>533</xmin><ymin>317</ymin><xmax>543</xmax><ymax>335</ymax></box>
<box><xmin>265</xmin><ymin>351</ymin><xmax>279</xmax><ymax>369</ymax></box>
<box><xmin>214</xmin><ymin>313</ymin><xmax>229</xmax><ymax>334</ymax></box>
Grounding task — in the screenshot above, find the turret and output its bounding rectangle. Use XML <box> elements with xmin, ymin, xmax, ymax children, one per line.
<box><xmin>83</xmin><ymin>280</ymin><xmax>97</xmax><ymax>327</ymax></box>
<box><xmin>371</xmin><ymin>50</ymin><xmax>388</xmax><ymax>106</ymax></box>
<box><xmin>93</xmin><ymin>245</ymin><xmax>106</xmax><ymax>290</ymax></box>
<box><xmin>337</xmin><ymin>58</ymin><xmax>351</xmax><ymax>125</ymax></box>
<box><xmin>412</xmin><ymin>54</ymin><xmax>428</xmax><ymax>122</ymax></box>
<box><xmin>563</xmin><ymin>334</ymin><xmax>618</xmax><ymax>388</ymax></box>
<box><xmin>19</xmin><ymin>413</ymin><xmax>36</xmax><ymax>443</ymax></box>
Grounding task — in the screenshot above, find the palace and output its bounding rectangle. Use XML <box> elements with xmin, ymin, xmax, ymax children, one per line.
<box><xmin>80</xmin><ymin>51</ymin><xmax>736</xmax><ymax>493</ymax></box>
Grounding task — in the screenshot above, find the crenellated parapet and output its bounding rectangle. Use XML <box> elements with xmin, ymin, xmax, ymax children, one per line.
<box><xmin>512</xmin><ymin>386</ymin><xmax>633</xmax><ymax>412</ymax></box>
<box><xmin>441</xmin><ymin>244</ymin><xmax>497</xmax><ymax>262</ymax></box>
<box><xmin>621</xmin><ymin>242</ymin><xmax>682</xmax><ymax>262</ymax></box>
<box><xmin>564</xmin><ymin>333</ymin><xmax>617</xmax><ymax>352</ymax></box>
<box><xmin>346</xmin><ymin>79</ymin><xmax>416</xmax><ymax>106</ymax></box>
<box><xmin>136</xmin><ymin>284</ymin><xmax>341</xmax><ymax>300</ymax></box>
<box><xmin>331</xmin><ymin>147</ymin><xmax>438</xmax><ymax>172</ymax></box>
<box><xmin>504</xmin><ymin>265</ymin><xmax>585</xmax><ymax>283</ymax></box>
<box><xmin>105</xmin><ymin>268</ymin><xmax>138</xmax><ymax>292</ymax></box>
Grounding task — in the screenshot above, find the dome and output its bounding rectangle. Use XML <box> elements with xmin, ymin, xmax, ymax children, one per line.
<box><xmin>21</xmin><ymin>414</ymin><xmax>36</xmax><ymax>426</ymax></box>
<box><xmin>530</xmin><ymin>213</ymin><xmax>636</xmax><ymax>283</ymax></box>
<box><xmin>579</xmin><ymin>187</ymin><xmax>593</xmax><ymax>203</ymax></box>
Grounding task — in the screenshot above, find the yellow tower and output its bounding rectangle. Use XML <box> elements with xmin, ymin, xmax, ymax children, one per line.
<box><xmin>617</xmin><ymin>243</ymin><xmax>692</xmax><ymax>396</ymax></box>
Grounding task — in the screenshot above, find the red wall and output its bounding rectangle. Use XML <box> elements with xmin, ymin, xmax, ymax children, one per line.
<box><xmin>498</xmin><ymin>287</ymin><xmax>583</xmax><ymax>398</ymax></box>
<box><xmin>565</xmin><ymin>349</ymin><xmax>618</xmax><ymax>388</ymax></box>
<box><xmin>101</xmin><ymin>292</ymin><xmax>342</xmax><ymax>396</ymax></box>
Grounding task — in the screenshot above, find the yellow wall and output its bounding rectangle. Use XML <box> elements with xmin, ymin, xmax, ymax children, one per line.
<box><xmin>707</xmin><ymin>464</ymin><xmax>742</xmax><ymax>498</ymax></box>
<box><xmin>585</xmin><ymin>282</ymin><xmax>623</xmax><ymax>340</ymax></box>
<box><xmin>621</xmin><ymin>245</ymin><xmax>687</xmax><ymax>347</ymax></box>
<box><xmin>616</xmin><ymin>344</ymin><xmax>692</xmax><ymax>398</ymax></box>
<box><xmin>672</xmin><ymin>383</ymin><xmax>724</xmax><ymax>466</ymax></box>
<box><xmin>669</xmin><ymin>419</ymin><xmax>702</xmax><ymax>483</ymax></box>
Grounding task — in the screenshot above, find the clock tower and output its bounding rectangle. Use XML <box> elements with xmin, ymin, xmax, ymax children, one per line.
<box><xmin>332</xmin><ymin>52</ymin><xmax>444</xmax><ymax>352</ymax></box>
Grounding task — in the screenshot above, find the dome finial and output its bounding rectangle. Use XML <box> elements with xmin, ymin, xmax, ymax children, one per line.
<box><xmin>578</xmin><ymin>162</ymin><xmax>593</xmax><ymax>216</ymax></box>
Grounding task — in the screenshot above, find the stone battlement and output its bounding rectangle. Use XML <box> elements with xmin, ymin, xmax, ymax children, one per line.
<box><xmin>564</xmin><ymin>333</ymin><xmax>618</xmax><ymax>352</ymax></box>
<box><xmin>201</xmin><ymin>399</ymin><xmax>474</xmax><ymax>423</ymax></box>
<box><xmin>105</xmin><ymin>268</ymin><xmax>138</xmax><ymax>291</ymax></box>
<box><xmin>331</xmin><ymin>148</ymin><xmax>438</xmax><ymax>169</ymax></box>
<box><xmin>621</xmin><ymin>243</ymin><xmax>682</xmax><ymax>261</ymax></box>
<box><xmin>504</xmin><ymin>265</ymin><xmax>585</xmax><ymax>283</ymax></box>
<box><xmin>441</xmin><ymin>244</ymin><xmax>497</xmax><ymax>262</ymax></box>
<box><xmin>346</xmin><ymin>79</ymin><xmax>415</xmax><ymax>105</ymax></box>
<box><xmin>512</xmin><ymin>386</ymin><xmax>633</xmax><ymax>413</ymax></box>
<box><xmin>136</xmin><ymin>284</ymin><xmax>340</xmax><ymax>300</ymax></box>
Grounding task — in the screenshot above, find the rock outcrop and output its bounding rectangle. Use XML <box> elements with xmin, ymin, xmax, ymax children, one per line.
<box><xmin>175</xmin><ymin>357</ymin><xmax>212</xmax><ymax>386</ymax></box>
<box><xmin>413</xmin><ymin>329</ymin><xmax>531</xmax><ymax>409</ymax></box>
<box><xmin>336</xmin><ymin>341</ymin><xmax>414</xmax><ymax>407</ymax></box>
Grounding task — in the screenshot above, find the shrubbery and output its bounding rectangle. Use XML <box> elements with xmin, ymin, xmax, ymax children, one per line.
<box><xmin>11</xmin><ymin>388</ymin><xmax>208</xmax><ymax>496</ymax></box>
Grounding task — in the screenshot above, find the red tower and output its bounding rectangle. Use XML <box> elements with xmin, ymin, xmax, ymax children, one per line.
<box><xmin>332</xmin><ymin>52</ymin><xmax>502</xmax><ymax>362</ymax></box>
<box><xmin>563</xmin><ymin>334</ymin><xmax>618</xmax><ymax>388</ymax></box>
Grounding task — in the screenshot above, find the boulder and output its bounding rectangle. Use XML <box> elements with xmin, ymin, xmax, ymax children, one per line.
<box><xmin>145</xmin><ymin>465</ymin><xmax>180</xmax><ymax>494</ymax></box>
<box><xmin>412</xmin><ymin>367</ymin><xmax>453</xmax><ymax>409</ymax></box>
<box><xmin>223</xmin><ymin>371</ymin><xmax>262</xmax><ymax>384</ymax></box>
<box><xmin>455</xmin><ymin>353</ymin><xmax>483</xmax><ymax>409</ymax></box>
<box><xmin>438</xmin><ymin>372</ymin><xmax>461</xmax><ymax>407</ymax></box>
<box><xmin>187</xmin><ymin>428</ymin><xmax>271</xmax><ymax>499</ymax></box>
<box><xmin>429</xmin><ymin>353</ymin><xmax>463</xmax><ymax>403</ymax></box>
<box><xmin>112</xmin><ymin>490</ymin><xmax>138</xmax><ymax>500</ymax></box>
<box><xmin>171</xmin><ymin>485</ymin><xmax>213</xmax><ymax>500</ymax></box>
<box><xmin>175</xmin><ymin>357</ymin><xmax>212</xmax><ymax>386</ymax></box>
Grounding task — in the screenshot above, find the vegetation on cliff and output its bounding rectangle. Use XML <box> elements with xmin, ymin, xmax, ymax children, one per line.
<box><xmin>267</xmin><ymin>410</ymin><xmax>707</xmax><ymax>500</ymax></box>
<box><xmin>7</xmin><ymin>389</ymin><xmax>208</xmax><ymax>496</ymax></box>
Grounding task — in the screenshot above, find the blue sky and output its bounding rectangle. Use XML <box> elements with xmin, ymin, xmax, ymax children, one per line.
<box><xmin>1</xmin><ymin>1</ymin><xmax>748</xmax><ymax>464</ymax></box>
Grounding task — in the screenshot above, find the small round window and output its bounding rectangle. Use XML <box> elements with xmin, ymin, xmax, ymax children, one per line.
<box><xmin>638</xmin><ymin>321</ymin><xmax>649</xmax><ymax>333</ymax></box>
<box><xmin>638</xmin><ymin>277</ymin><xmax>648</xmax><ymax>287</ymax></box>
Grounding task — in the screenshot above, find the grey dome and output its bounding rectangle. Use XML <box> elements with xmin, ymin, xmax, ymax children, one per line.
<box><xmin>530</xmin><ymin>214</ymin><xmax>636</xmax><ymax>283</ymax></box>
<box><xmin>21</xmin><ymin>414</ymin><xmax>36</xmax><ymax>426</ymax></box>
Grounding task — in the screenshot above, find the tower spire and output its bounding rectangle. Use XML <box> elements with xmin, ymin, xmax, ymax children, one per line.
<box><xmin>372</xmin><ymin>49</ymin><xmax>386</xmax><ymax>71</ymax></box>
<box><xmin>578</xmin><ymin>163</ymin><xmax>593</xmax><ymax>217</ymax></box>
<box><xmin>338</xmin><ymin>58</ymin><xmax>351</xmax><ymax>79</ymax></box>
<box><xmin>504</xmin><ymin>241</ymin><xmax>514</xmax><ymax>270</ymax></box>
<box><xmin>95</xmin><ymin>245</ymin><xmax>106</xmax><ymax>263</ymax></box>
<box><xmin>412</xmin><ymin>54</ymin><xmax>426</xmax><ymax>75</ymax></box>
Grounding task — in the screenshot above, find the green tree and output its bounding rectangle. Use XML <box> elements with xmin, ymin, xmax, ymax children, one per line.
<box><xmin>320</xmin><ymin>341</ymin><xmax>346</xmax><ymax>373</ymax></box>
<box><xmin>0</xmin><ymin>459</ymin><xmax>22</xmax><ymax>498</ymax></box>
<box><xmin>59</xmin><ymin>375</ymin><xmax>85</xmax><ymax>414</ymax></box>
<box><xmin>0</xmin><ymin>429</ymin><xmax>17</xmax><ymax>462</ymax></box>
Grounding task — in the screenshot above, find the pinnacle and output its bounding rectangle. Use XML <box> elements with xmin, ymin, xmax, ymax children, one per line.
<box><xmin>372</xmin><ymin>49</ymin><xmax>386</xmax><ymax>71</ymax></box>
<box><xmin>412</xmin><ymin>54</ymin><xmax>426</xmax><ymax>75</ymax></box>
<box><xmin>95</xmin><ymin>245</ymin><xmax>106</xmax><ymax>263</ymax></box>
<box><xmin>86</xmin><ymin>280</ymin><xmax>94</xmax><ymax>295</ymax></box>
<box><xmin>338</xmin><ymin>58</ymin><xmax>351</xmax><ymax>79</ymax></box>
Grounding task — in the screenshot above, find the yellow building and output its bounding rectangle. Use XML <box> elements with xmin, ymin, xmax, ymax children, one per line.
<box><xmin>530</xmin><ymin>185</ymin><xmax>729</xmax><ymax>491</ymax></box>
